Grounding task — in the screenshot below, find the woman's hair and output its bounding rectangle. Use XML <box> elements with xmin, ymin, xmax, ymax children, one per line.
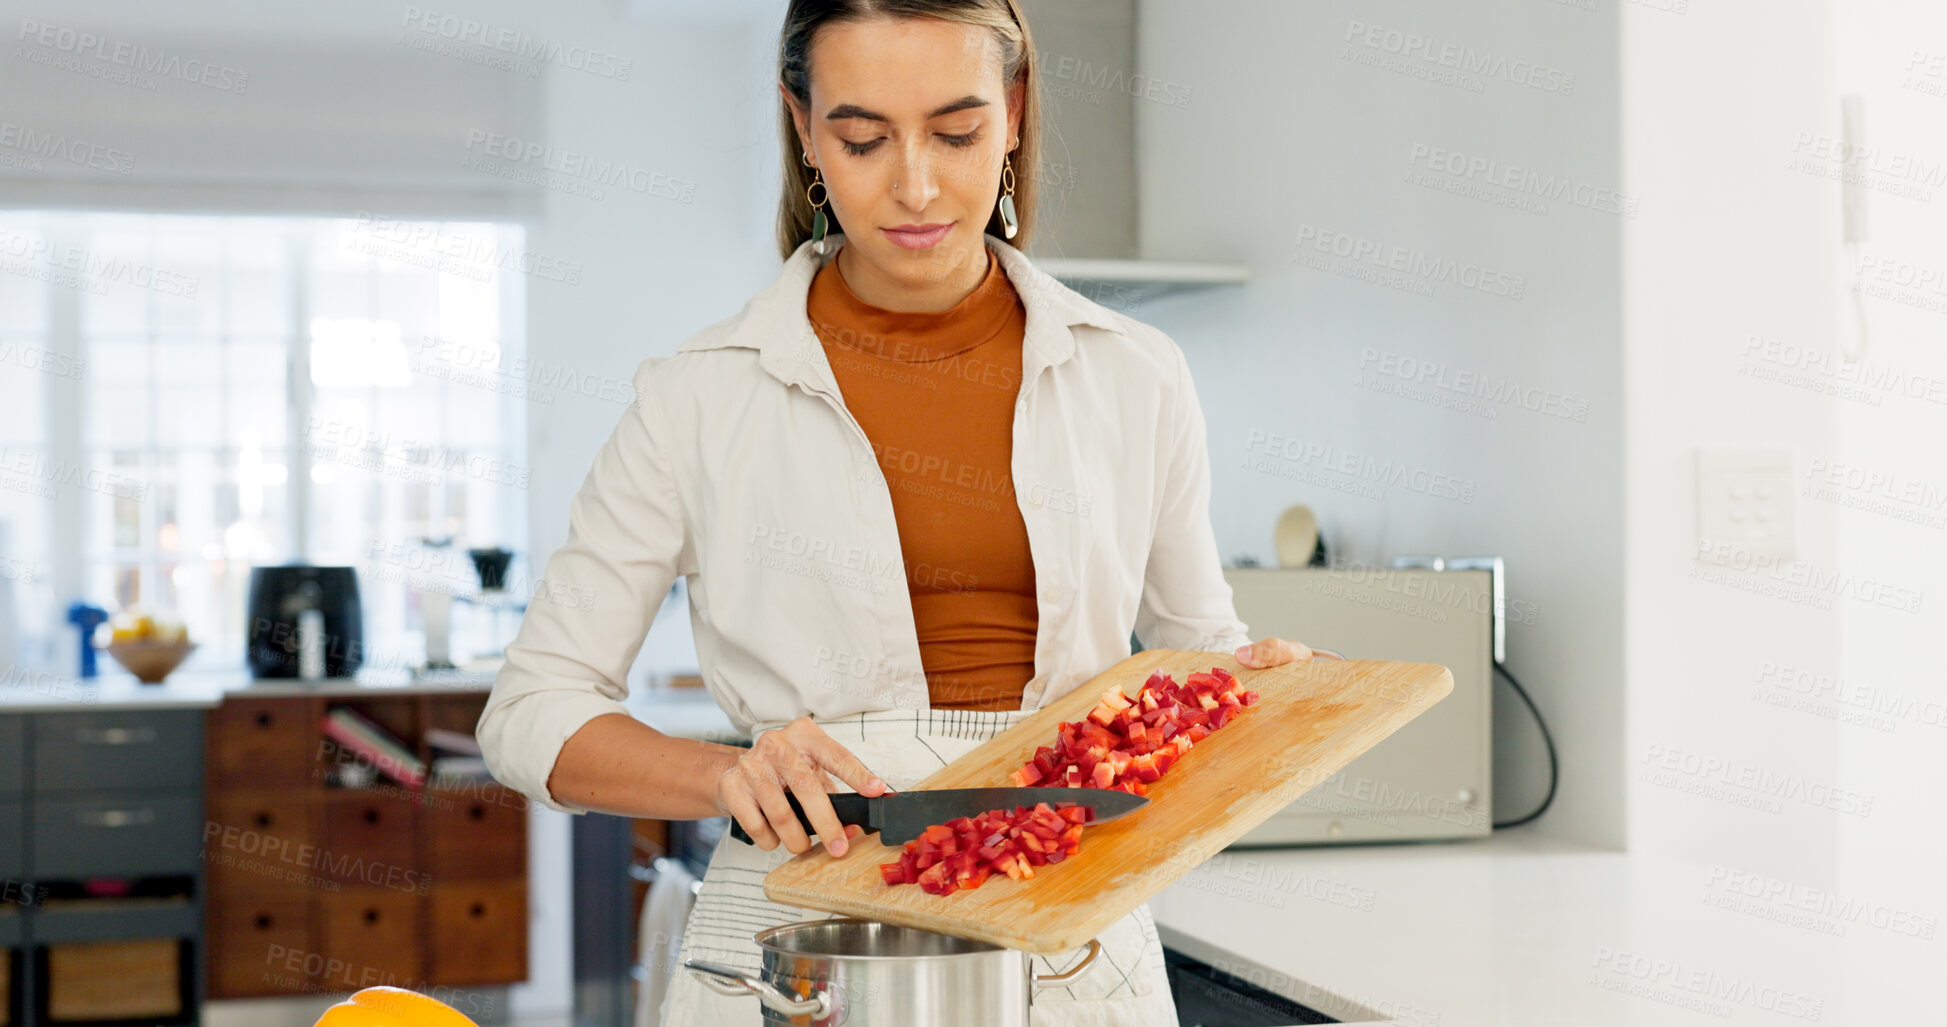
<box><xmin>774</xmin><ymin>0</ymin><xmax>1043</xmax><ymax>260</ymax></box>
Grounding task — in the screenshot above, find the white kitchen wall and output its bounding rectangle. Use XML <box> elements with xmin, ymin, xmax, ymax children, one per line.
<box><xmin>1619</xmin><ymin>0</ymin><xmax>1845</xmax><ymax>881</ymax></box>
<box><xmin>1136</xmin><ymin>0</ymin><xmax>1627</xmax><ymax>847</ymax></box>
<box><xmin>1831</xmin><ymin>0</ymin><xmax>1947</xmax><ymax>1017</ymax></box>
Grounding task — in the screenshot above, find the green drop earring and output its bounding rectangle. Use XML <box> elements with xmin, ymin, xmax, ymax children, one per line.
<box><xmin>804</xmin><ymin>150</ymin><xmax>831</xmax><ymax>256</ymax></box>
<box><xmin>998</xmin><ymin>153</ymin><xmax>1019</xmax><ymax>240</ymax></box>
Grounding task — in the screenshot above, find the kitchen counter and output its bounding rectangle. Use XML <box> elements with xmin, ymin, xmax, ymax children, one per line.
<box><xmin>0</xmin><ymin>666</ymin><xmax>506</xmax><ymax>712</ymax></box>
<box><xmin>1151</xmin><ymin>831</ymin><xmax>1928</xmax><ymax>1025</ymax></box>
<box><xmin>0</xmin><ymin>664</ymin><xmax>749</xmax><ymax>743</ymax></box>
<box><xmin>0</xmin><ymin>669</ymin><xmax>230</xmax><ymax>711</ymax></box>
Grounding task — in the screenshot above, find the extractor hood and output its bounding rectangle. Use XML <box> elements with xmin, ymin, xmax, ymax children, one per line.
<box><xmin>1020</xmin><ymin>0</ymin><xmax>1247</xmax><ymax>302</ymax></box>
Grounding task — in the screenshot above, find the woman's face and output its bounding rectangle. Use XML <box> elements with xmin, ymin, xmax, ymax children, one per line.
<box><xmin>785</xmin><ymin>17</ymin><xmax>1024</xmax><ymax>296</ymax></box>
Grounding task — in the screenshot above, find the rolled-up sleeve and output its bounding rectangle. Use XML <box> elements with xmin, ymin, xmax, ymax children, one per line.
<box><xmin>1133</xmin><ymin>335</ymin><xmax>1254</xmax><ymax>656</ymax></box>
<box><xmin>477</xmin><ymin>359</ymin><xmax>691</xmax><ymax>814</ymax></box>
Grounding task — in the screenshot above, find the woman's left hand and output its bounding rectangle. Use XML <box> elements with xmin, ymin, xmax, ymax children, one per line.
<box><xmin>1232</xmin><ymin>637</ymin><xmax>1315</xmax><ymax>668</ymax></box>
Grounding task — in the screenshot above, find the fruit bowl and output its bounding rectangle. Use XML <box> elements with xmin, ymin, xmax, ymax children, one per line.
<box><xmin>105</xmin><ymin>641</ymin><xmax>198</xmax><ymax>684</ymax></box>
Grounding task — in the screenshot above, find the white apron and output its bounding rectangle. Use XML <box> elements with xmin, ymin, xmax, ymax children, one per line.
<box><xmin>657</xmin><ymin>707</ymin><xmax>1177</xmax><ymax>1027</ymax></box>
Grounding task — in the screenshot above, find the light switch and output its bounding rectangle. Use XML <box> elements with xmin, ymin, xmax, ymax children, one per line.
<box><xmin>1696</xmin><ymin>448</ymin><xmax>1796</xmax><ymax>558</ymax></box>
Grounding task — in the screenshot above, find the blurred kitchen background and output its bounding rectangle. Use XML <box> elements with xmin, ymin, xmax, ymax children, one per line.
<box><xmin>0</xmin><ymin>0</ymin><xmax>1939</xmax><ymax>1024</ymax></box>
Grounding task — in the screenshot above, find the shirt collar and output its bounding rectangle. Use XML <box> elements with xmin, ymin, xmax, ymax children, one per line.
<box><xmin>683</xmin><ymin>232</ymin><xmax>1127</xmax><ymax>392</ymax></box>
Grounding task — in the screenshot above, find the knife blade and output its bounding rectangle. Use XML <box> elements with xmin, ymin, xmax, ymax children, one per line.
<box><xmin>726</xmin><ymin>786</ymin><xmax>1148</xmax><ymax>847</ymax></box>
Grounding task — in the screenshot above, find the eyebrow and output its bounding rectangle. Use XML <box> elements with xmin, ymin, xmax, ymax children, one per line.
<box><xmin>825</xmin><ymin>95</ymin><xmax>989</xmax><ymax>123</ymax></box>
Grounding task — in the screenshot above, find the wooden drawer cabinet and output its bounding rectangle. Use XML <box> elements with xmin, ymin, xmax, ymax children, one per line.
<box><xmin>428</xmin><ymin>881</ymin><xmax>527</xmax><ymax>986</ymax></box>
<box><xmin>427</xmin><ymin>787</ymin><xmax>526</xmax><ymax>881</ymax></box>
<box><xmin>207</xmin><ymin>698</ymin><xmax>315</xmax><ymax>790</ymax></box>
<box><xmin>204</xmin><ymin>793</ymin><xmax>315</xmax><ymax>897</ymax></box>
<box><xmin>318</xmin><ymin>888</ymin><xmax>423</xmax><ymax>990</ymax></box>
<box><xmin>32</xmin><ymin>711</ymin><xmax>201</xmax><ymax>794</ymax></box>
<box><xmin>319</xmin><ymin>791</ymin><xmax>418</xmax><ymax>887</ymax></box>
<box><xmin>206</xmin><ymin>897</ymin><xmax>312</xmax><ymax>998</ymax></box>
<box><xmin>204</xmin><ymin>689</ymin><xmax>528</xmax><ymax>999</ymax></box>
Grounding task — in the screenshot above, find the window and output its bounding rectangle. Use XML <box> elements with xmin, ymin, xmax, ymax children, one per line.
<box><xmin>0</xmin><ymin>212</ymin><xmax>528</xmax><ymax>675</ymax></box>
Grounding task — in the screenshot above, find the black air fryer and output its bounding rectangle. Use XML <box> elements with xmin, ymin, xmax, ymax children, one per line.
<box><xmin>246</xmin><ymin>565</ymin><xmax>364</xmax><ymax>678</ymax></box>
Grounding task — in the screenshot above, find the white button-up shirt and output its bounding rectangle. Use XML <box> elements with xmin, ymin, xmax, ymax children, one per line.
<box><xmin>478</xmin><ymin>233</ymin><xmax>1252</xmax><ymax>813</ymax></box>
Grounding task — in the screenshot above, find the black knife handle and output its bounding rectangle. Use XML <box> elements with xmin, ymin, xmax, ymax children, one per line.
<box><xmin>727</xmin><ymin>790</ymin><xmax>875</xmax><ymax>846</ymax></box>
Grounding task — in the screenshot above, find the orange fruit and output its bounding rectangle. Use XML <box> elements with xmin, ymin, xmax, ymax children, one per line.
<box><xmin>314</xmin><ymin>987</ymin><xmax>478</xmax><ymax>1027</ymax></box>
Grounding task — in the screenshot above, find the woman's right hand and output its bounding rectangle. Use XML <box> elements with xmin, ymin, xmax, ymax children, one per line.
<box><xmin>715</xmin><ymin>716</ymin><xmax>890</xmax><ymax>858</ymax></box>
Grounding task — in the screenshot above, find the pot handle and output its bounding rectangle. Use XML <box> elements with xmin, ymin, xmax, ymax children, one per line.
<box><xmin>683</xmin><ymin>958</ymin><xmax>832</xmax><ymax>1019</ymax></box>
<box><xmin>1031</xmin><ymin>939</ymin><xmax>1101</xmax><ymax>987</ymax></box>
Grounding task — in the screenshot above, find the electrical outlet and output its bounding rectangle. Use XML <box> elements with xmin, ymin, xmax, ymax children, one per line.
<box><xmin>1696</xmin><ymin>448</ymin><xmax>1796</xmax><ymax>558</ymax></box>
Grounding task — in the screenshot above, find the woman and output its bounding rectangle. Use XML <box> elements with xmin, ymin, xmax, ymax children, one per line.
<box><xmin>477</xmin><ymin>1</ymin><xmax>1319</xmax><ymax>1023</ymax></box>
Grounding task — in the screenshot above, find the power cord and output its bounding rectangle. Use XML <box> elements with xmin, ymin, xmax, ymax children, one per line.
<box><xmin>1491</xmin><ymin>660</ymin><xmax>1558</xmax><ymax>830</ymax></box>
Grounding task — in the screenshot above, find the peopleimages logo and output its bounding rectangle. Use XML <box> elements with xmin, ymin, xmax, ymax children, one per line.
<box><xmin>348</xmin><ymin>212</ymin><xmax>582</xmax><ymax>286</ymax></box>
<box><xmin>1639</xmin><ymin>742</ymin><xmax>1876</xmax><ymax>818</ymax></box>
<box><xmin>0</xmin><ymin>121</ymin><xmax>135</xmax><ymax>175</ymax></box>
<box><xmin>15</xmin><ymin>19</ymin><xmax>250</xmax><ymax>93</ymax></box>
<box><xmin>1357</xmin><ymin>346</ymin><xmax>1590</xmax><ymax>422</ymax></box>
<box><xmin>1241</xmin><ymin>430</ymin><xmax>1478</xmax><ymax>504</ymax></box>
<box><xmin>1693</xmin><ymin>539</ymin><xmax>1924</xmax><ymax>614</ymax></box>
<box><xmin>398</xmin><ymin>7</ymin><xmax>632</xmax><ymax>80</ymax></box>
<box><xmin>1406</xmin><ymin>143</ymin><xmax>1638</xmax><ymax>217</ymax></box>
<box><xmin>1292</xmin><ymin>223</ymin><xmax>1526</xmax><ymax>300</ymax></box>
<box><xmin>462</xmin><ymin>129</ymin><xmax>696</xmax><ymax>203</ymax></box>
<box><xmin>1341</xmin><ymin>20</ymin><xmax>1577</xmax><ymax>95</ymax></box>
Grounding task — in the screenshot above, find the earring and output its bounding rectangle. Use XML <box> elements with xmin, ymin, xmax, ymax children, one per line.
<box><xmin>804</xmin><ymin>150</ymin><xmax>831</xmax><ymax>255</ymax></box>
<box><xmin>997</xmin><ymin>154</ymin><xmax>1019</xmax><ymax>240</ymax></box>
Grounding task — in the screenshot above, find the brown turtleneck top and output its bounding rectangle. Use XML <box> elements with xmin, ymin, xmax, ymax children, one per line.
<box><xmin>806</xmin><ymin>247</ymin><xmax>1037</xmax><ymax>711</ymax></box>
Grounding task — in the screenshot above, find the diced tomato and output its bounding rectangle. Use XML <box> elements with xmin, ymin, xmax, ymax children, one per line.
<box><xmin>905</xmin><ymin>663</ymin><xmax>1255</xmax><ymax>897</ymax></box>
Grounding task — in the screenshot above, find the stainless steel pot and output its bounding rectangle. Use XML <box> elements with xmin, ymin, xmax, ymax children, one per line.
<box><xmin>684</xmin><ymin>917</ymin><xmax>1100</xmax><ymax>1026</ymax></box>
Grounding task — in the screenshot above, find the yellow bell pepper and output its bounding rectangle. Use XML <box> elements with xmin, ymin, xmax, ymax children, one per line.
<box><xmin>313</xmin><ymin>987</ymin><xmax>478</xmax><ymax>1027</ymax></box>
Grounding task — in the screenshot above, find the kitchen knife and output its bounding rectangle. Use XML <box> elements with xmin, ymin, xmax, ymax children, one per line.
<box><xmin>726</xmin><ymin>786</ymin><xmax>1148</xmax><ymax>846</ymax></box>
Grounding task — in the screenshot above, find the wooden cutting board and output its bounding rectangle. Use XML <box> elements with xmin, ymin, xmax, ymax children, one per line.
<box><xmin>762</xmin><ymin>649</ymin><xmax>1453</xmax><ymax>955</ymax></box>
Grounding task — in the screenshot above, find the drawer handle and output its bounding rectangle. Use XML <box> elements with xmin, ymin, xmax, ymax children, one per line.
<box><xmin>74</xmin><ymin>726</ymin><xmax>158</xmax><ymax>746</ymax></box>
<box><xmin>468</xmin><ymin>902</ymin><xmax>486</xmax><ymax>919</ymax></box>
<box><xmin>363</xmin><ymin>908</ymin><xmax>381</xmax><ymax>925</ymax></box>
<box><xmin>76</xmin><ymin>807</ymin><xmax>156</xmax><ymax>828</ymax></box>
